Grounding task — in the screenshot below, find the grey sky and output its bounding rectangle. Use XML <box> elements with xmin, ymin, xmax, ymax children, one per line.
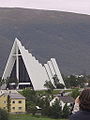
<box><xmin>0</xmin><ymin>0</ymin><xmax>90</xmax><ymax>15</ymax></box>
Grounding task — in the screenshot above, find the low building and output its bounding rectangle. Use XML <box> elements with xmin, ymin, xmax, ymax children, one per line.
<box><xmin>50</xmin><ymin>93</ymin><xmax>74</xmax><ymax>109</ymax></box>
<box><xmin>0</xmin><ymin>91</ymin><xmax>7</xmax><ymax>110</ymax></box>
<box><xmin>0</xmin><ymin>90</ymin><xmax>26</xmax><ymax>113</ymax></box>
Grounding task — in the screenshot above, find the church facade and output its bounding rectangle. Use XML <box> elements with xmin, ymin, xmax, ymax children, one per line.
<box><xmin>2</xmin><ymin>38</ymin><xmax>65</xmax><ymax>90</ymax></box>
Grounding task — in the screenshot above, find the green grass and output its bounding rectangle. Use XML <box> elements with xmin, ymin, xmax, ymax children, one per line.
<box><xmin>9</xmin><ymin>114</ymin><xmax>67</xmax><ymax>120</ymax></box>
<box><xmin>36</xmin><ymin>89</ymin><xmax>73</xmax><ymax>95</ymax></box>
<box><xmin>18</xmin><ymin>89</ymin><xmax>73</xmax><ymax>96</ymax></box>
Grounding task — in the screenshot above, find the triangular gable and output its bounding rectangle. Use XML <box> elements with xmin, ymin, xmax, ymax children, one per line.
<box><xmin>2</xmin><ymin>38</ymin><xmax>65</xmax><ymax>90</ymax></box>
<box><xmin>2</xmin><ymin>39</ymin><xmax>17</xmax><ymax>80</ymax></box>
<box><xmin>2</xmin><ymin>38</ymin><xmax>49</xmax><ymax>90</ymax></box>
<box><xmin>16</xmin><ymin>38</ymin><xmax>49</xmax><ymax>90</ymax></box>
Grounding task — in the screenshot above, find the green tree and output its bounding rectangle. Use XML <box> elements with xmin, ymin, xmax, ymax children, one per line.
<box><xmin>64</xmin><ymin>75</ymin><xmax>86</xmax><ymax>88</ymax></box>
<box><xmin>26</xmin><ymin>101</ymin><xmax>37</xmax><ymax>115</ymax></box>
<box><xmin>53</xmin><ymin>74</ymin><xmax>65</xmax><ymax>89</ymax></box>
<box><xmin>41</xmin><ymin>96</ymin><xmax>50</xmax><ymax>116</ymax></box>
<box><xmin>21</xmin><ymin>88</ymin><xmax>38</xmax><ymax>112</ymax></box>
<box><xmin>62</xmin><ymin>103</ymin><xmax>70</xmax><ymax>118</ymax></box>
<box><xmin>22</xmin><ymin>88</ymin><xmax>36</xmax><ymax>102</ymax></box>
<box><xmin>63</xmin><ymin>77</ymin><xmax>71</xmax><ymax>88</ymax></box>
<box><xmin>77</xmin><ymin>76</ymin><xmax>86</xmax><ymax>88</ymax></box>
<box><xmin>30</xmin><ymin>104</ymin><xmax>37</xmax><ymax>115</ymax></box>
<box><xmin>0</xmin><ymin>79</ymin><xmax>5</xmax><ymax>89</ymax></box>
<box><xmin>49</xmin><ymin>99</ymin><xmax>62</xmax><ymax>118</ymax></box>
<box><xmin>0</xmin><ymin>108</ymin><xmax>9</xmax><ymax>120</ymax></box>
<box><xmin>44</xmin><ymin>80</ymin><xmax>55</xmax><ymax>92</ymax></box>
<box><xmin>71</xmin><ymin>88</ymin><xmax>80</xmax><ymax>99</ymax></box>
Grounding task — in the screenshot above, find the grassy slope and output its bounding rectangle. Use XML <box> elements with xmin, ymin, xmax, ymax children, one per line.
<box><xmin>10</xmin><ymin>114</ymin><xmax>67</xmax><ymax>120</ymax></box>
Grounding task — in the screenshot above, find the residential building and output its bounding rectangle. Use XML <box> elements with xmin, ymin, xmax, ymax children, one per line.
<box><xmin>0</xmin><ymin>90</ymin><xmax>26</xmax><ymax>113</ymax></box>
<box><xmin>50</xmin><ymin>93</ymin><xmax>74</xmax><ymax>109</ymax></box>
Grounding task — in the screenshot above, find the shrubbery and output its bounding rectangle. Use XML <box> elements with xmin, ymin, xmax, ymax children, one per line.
<box><xmin>71</xmin><ymin>88</ymin><xmax>80</xmax><ymax>99</ymax></box>
<box><xmin>0</xmin><ymin>108</ymin><xmax>9</xmax><ymax>120</ymax></box>
<box><xmin>21</xmin><ymin>88</ymin><xmax>71</xmax><ymax>119</ymax></box>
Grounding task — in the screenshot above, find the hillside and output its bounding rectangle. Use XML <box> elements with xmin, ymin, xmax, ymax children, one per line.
<box><xmin>0</xmin><ymin>8</ymin><xmax>90</xmax><ymax>75</ymax></box>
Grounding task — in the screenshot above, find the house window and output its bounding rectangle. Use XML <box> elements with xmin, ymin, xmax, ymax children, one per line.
<box><xmin>18</xmin><ymin>107</ymin><xmax>22</xmax><ymax>110</ymax></box>
<box><xmin>18</xmin><ymin>101</ymin><xmax>22</xmax><ymax>103</ymax></box>
<box><xmin>12</xmin><ymin>101</ymin><xmax>15</xmax><ymax>104</ymax></box>
<box><xmin>4</xmin><ymin>101</ymin><xmax>6</xmax><ymax>104</ymax></box>
<box><xmin>12</xmin><ymin>107</ymin><xmax>15</xmax><ymax>110</ymax></box>
<box><xmin>3</xmin><ymin>107</ymin><xmax>6</xmax><ymax>109</ymax></box>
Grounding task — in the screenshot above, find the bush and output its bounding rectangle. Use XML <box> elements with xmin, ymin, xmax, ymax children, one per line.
<box><xmin>29</xmin><ymin>104</ymin><xmax>37</xmax><ymax>115</ymax></box>
<box><xmin>0</xmin><ymin>109</ymin><xmax>9</xmax><ymax>120</ymax></box>
<box><xmin>49</xmin><ymin>99</ymin><xmax>62</xmax><ymax>119</ymax></box>
<box><xmin>62</xmin><ymin>103</ymin><xmax>70</xmax><ymax>118</ymax></box>
<box><xmin>71</xmin><ymin>88</ymin><xmax>80</xmax><ymax>99</ymax></box>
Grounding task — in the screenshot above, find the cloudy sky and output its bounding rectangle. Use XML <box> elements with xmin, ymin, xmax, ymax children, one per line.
<box><xmin>0</xmin><ymin>0</ymin><xmax>90</xmax><ymax>15</ymax></box>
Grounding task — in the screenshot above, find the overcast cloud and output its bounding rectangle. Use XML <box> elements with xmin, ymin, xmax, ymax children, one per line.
<box><xmin>0</xmin><ymin>0</ymin><xmax>90</xmax><ymax>15</ymax></box>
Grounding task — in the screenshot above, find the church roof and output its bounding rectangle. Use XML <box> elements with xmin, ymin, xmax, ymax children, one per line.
<box><xmin>2</xmin><ymin>38</ymin><xmax>65</xmax><ymax>90</ymax></box>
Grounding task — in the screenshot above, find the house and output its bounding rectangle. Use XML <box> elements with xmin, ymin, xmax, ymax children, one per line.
<box><xmin>0</xmin><ymin>91</ymin><xmax>7</xmax><ymax>110</ymax></box>
<box><xmin>0</xmin><ymin>90</ymin><xmax>26</xmax><ymax>113</ymax></box>
<box><xmin>50</xmin><ymin>93</ymin><xmax>74</xmax><ymax>109</ymax></box>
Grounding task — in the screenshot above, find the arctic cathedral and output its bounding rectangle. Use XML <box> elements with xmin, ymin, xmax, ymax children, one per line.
<box><xmin>2</xmin><ymin>38</ymin><xmax>65</xmax><ymax>90</ymax></box>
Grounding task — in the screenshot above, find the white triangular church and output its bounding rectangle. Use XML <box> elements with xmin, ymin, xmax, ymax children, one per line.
<box><xmin>2</xmin><ymin>38</ymin><xmax>65</xmax><ymax>90</ymax></box>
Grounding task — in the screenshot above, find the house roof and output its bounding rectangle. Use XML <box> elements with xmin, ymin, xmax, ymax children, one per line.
<box><xmin>58</xmin><ymin>96</ymin><xmax>74</xmax><ymax>103</ymax></box>
<box><xmin>0</xmin><ymin>90</ymin><xmax>25</xmax><ymax>99</ymax></box>
<box><xmin>9</xmin><ymin>93</ymin><xmax>25</xmax><ymax>99</ymax></box>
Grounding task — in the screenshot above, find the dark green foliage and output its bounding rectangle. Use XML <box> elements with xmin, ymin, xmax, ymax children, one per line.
<box><xmin>44</xmin><ymin>80</ymin><xmax>55</xmax><ymax>91</ymax></box>
<box><xmin>77</xmin><ymin>76</ymin><xmax>86</xmax><ymax>88</ymax></box>
<box><xmin>21</xmin><ymin>88</ymin><xmax>71</xmax><ymax>119</ymax></box>
<box><xmin>22</xmin><ymin>88</ymin><xmax>36</xmax><ymax>102</ymax></box>
<box><xmin>71</xmin><ymin>88</ymin><xmax>80</xmax><ymax>99</ymax></box>
<box><xmin>62</xmin><ymin>103</ymin><xmax>70</xmax><ymax>118</ymax></box>
<box><xmin>49</xmin><ymin>99</ymin><xmax>62</xmax><ymax>119</ymax></box>
<box><xmin>40</xmin><ymin>96</ymin><xmax>50</xmax><ymax>116</ymax></box>
<box><xmin>22</xmin><ymin>88</ymin><xmax>38</xmax><ymax>113</ymax></box>
<box><xmin>65</xmin><ymin>75</ymin><xmax>78</xmax><ymax>88</ymax></box>
<box><xmin>53</xmin><ymin>74</ymin><xmax>65</xmax><ymax>89</ymax></box>
<box><xmin>0</xmin><ymin>108</ymin><xmax>9</xmax><ymax>120</ymax></box>
<box><xmin>27</xmin><ymin>102</ymin><xmax>37</xmax><ymax>115</ymax></box>
<box><xmin>56</xmin><ymin>83</ymin><xmax>65</xmax><ymax>89</ymax></box>
<box><xmin>0</xmin><ymin>79</ymin><xmax>5</xmax><ymax>89</ymax></box>
<box><xmin>64</xmin><ymin>75</ymin><xmax>86</xmax><ymax>88</ymax></box>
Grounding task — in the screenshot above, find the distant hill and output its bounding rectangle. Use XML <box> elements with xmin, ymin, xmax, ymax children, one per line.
<box><xmin>0</xmin><ymin>8</ymin><xmax>90</xmax><ymax>76</ymax></box>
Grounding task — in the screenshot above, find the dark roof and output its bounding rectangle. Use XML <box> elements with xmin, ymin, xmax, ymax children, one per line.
<box><xmin>9</xmin><ymin>93</ymin><xmax>25</xmax><ymax>99</ymax></box>
<box><xmin>0</xmin><ymin>90</ymin><xmax>25</xmax><ymax>99</ymax></box>
<box><xmin>58</xmin><ymin>96</ymin><xmax>74</xmax><ymax>103</ymax></box>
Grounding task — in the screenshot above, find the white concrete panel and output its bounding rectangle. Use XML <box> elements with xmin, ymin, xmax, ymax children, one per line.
<box><xmin>44</xmin><ymin>64</ymin><xmax>55</xmax><ymax>87</ymax></box>
<box><xmin>2</xmin><ymin>38</ymin><xmax>65</xmax><ymax>90</ymax></box>
<box><xmin>17</xmin><ymin>39</ymin><xmax>48</xmax><ymax>90</ymax></box>
<box><xmin>47</xmin><ymin>61</ymin><xmax>56</xmax><ymax>76</ymax></box>
<box><xmin>50</xmin><ymin>58</ymin><xmax>65</xmax><ymax>85</ymax></box>
<box><xmin>2</xmin><ymin>39</ymin><xmax>17</xmax><ymax>79</ymax></box>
